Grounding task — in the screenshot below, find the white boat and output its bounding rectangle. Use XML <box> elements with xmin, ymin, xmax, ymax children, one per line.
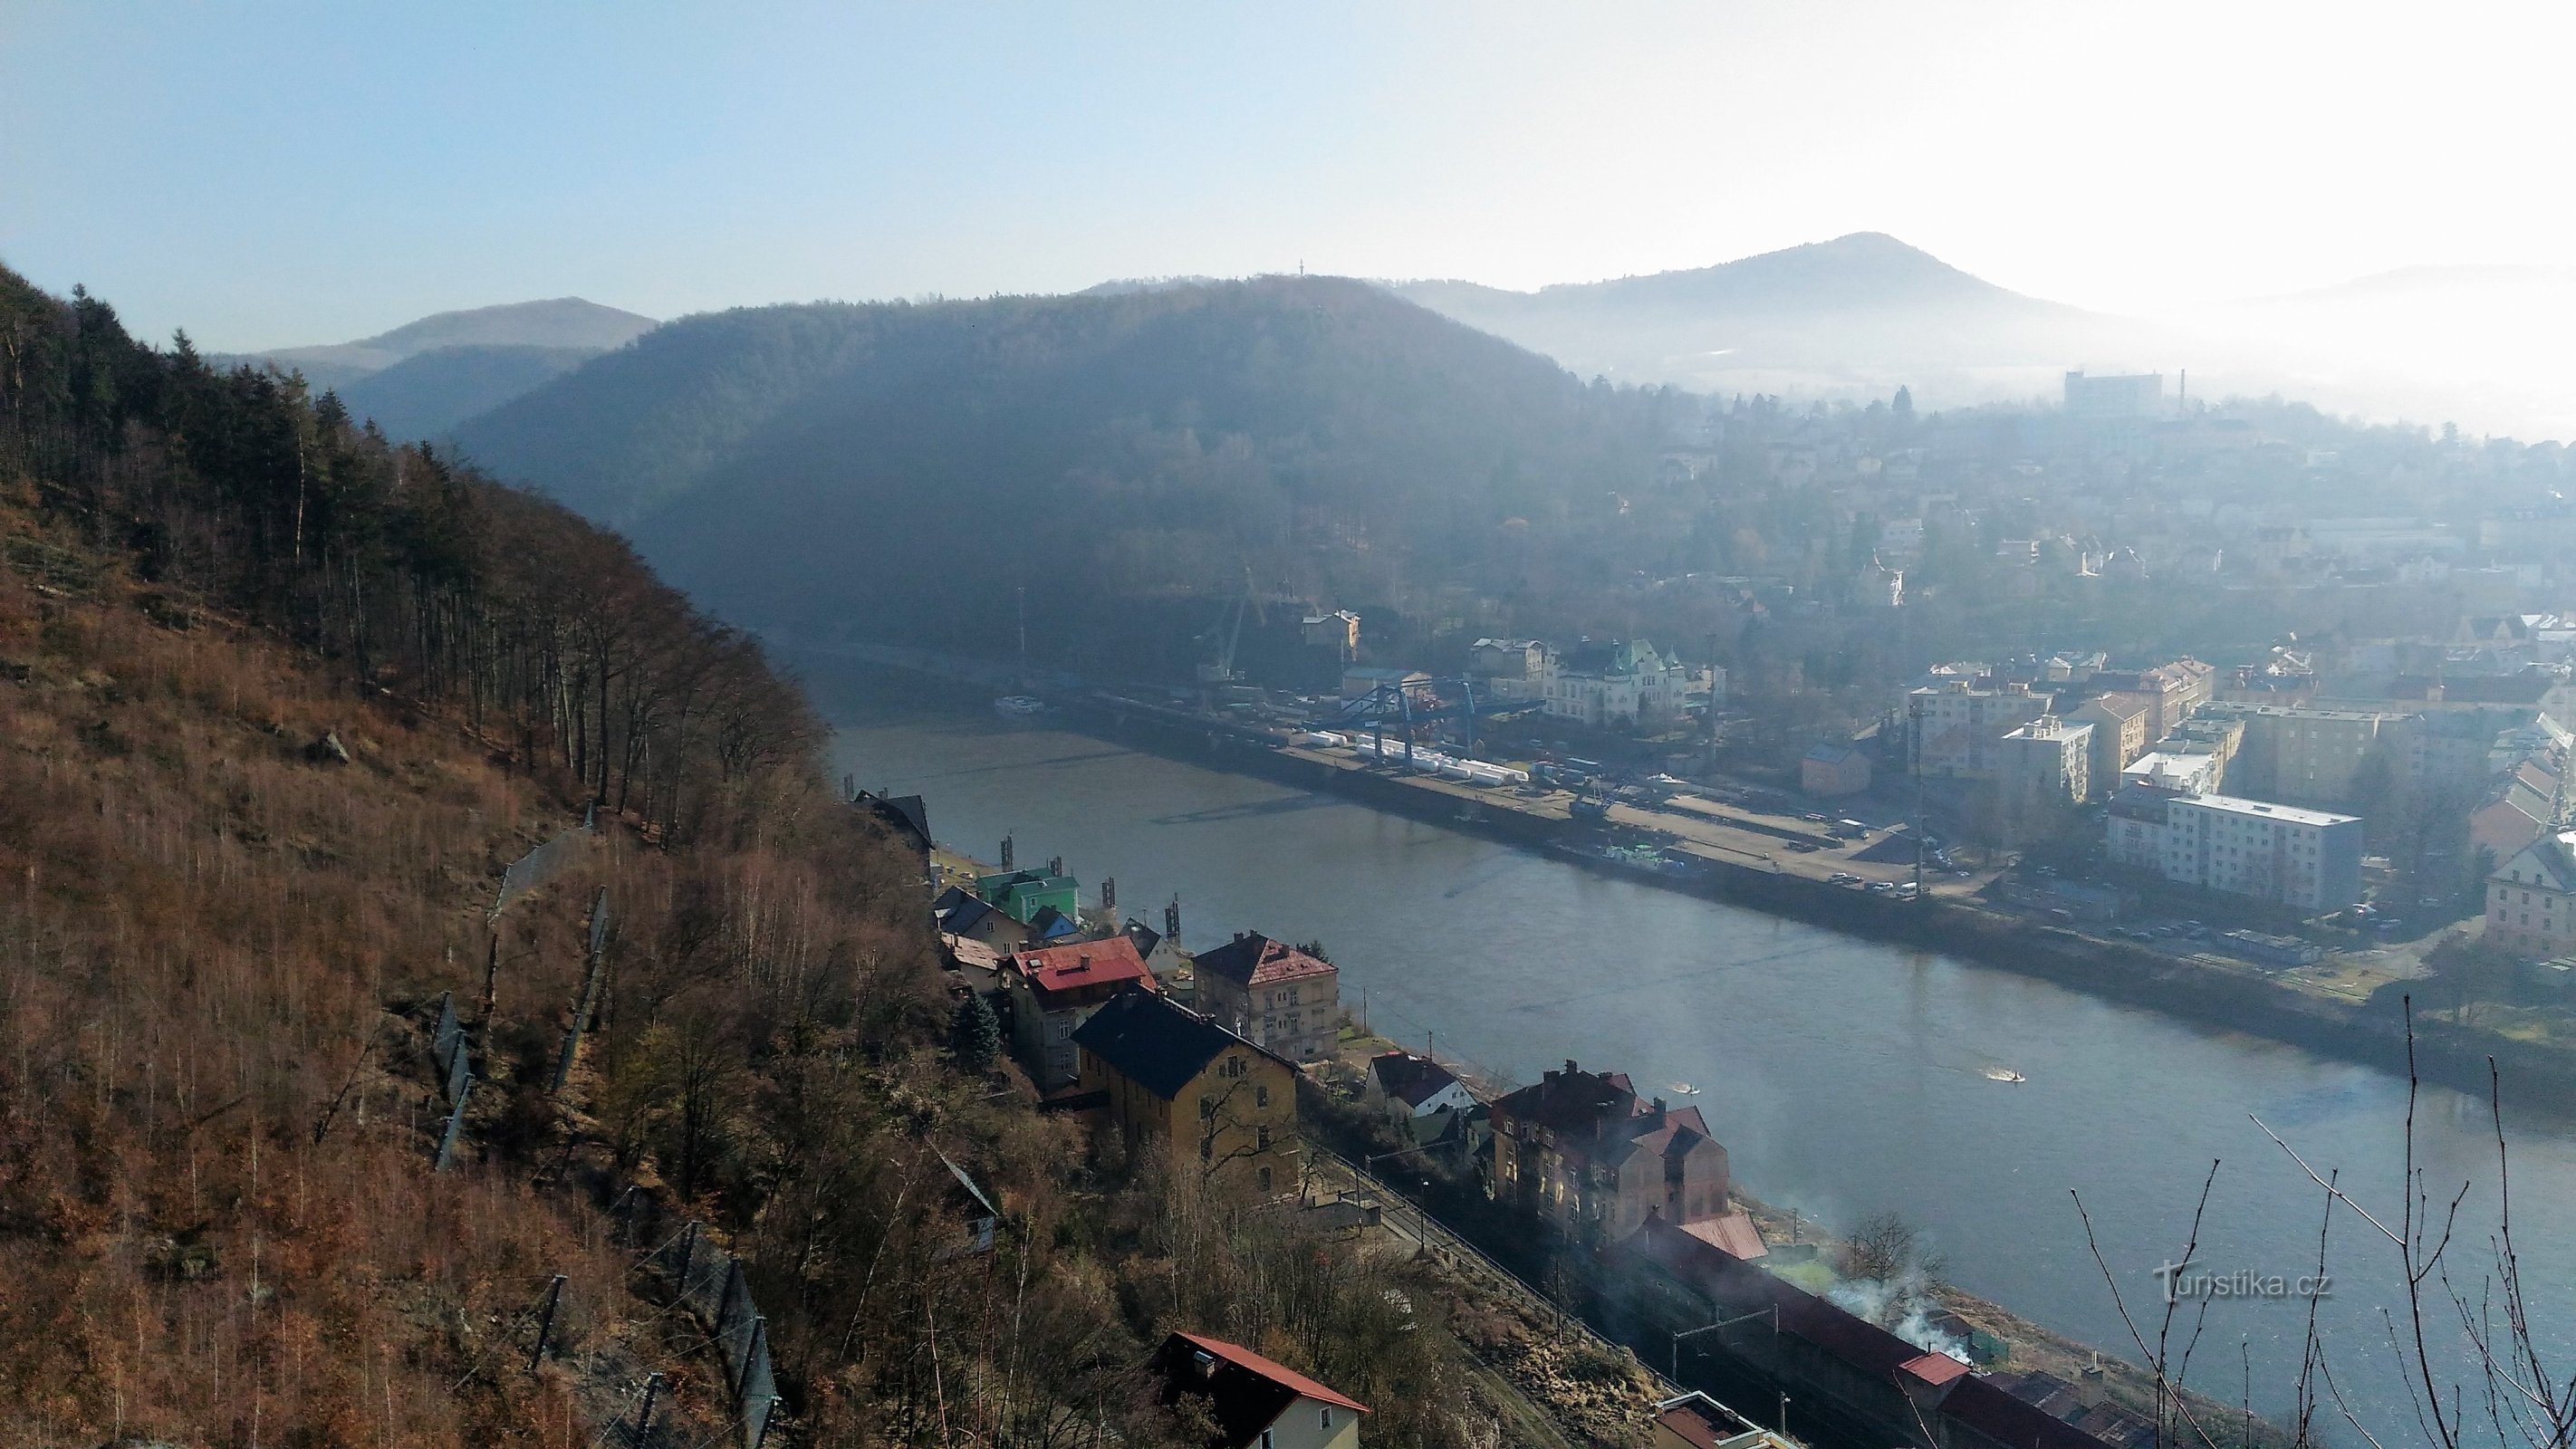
<box><xmin>1981</xmin><ymin>1067</ymin><xmax>2027</xmax><ymax>1083</ymax></box>
<box><xmin>993</xmin><ymin>696</ymin><xmax>1046</xmax><ymax>716</ymax></box>
<box><xmin>1668</xmin><ymin>1081</ymin><xmax>1700</xmax><ymax>1095</ymax></box>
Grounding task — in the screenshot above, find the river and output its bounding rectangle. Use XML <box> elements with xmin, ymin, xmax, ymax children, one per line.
<box><xmin>818</xmin><ymin>677</ymin><xmax>2576</xmax><ymax>1440</ymax></box>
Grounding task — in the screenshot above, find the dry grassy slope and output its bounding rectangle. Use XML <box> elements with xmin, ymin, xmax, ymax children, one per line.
<box><xmin>0</xmin><ymin>506</ymin><xmax>731</xmax><ymax>1445</ymax></box>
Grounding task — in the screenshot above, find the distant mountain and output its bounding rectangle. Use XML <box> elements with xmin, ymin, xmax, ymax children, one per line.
<box><xmin>229</xmin><ymin>297</ymin><xmax>657</xmax><ymax>376</ymax></box>
<box><xmin>333</xmin><ymin>343</ymin><xmax>601</xmax><ymax>441</ymax></box>
<box><xmin>212</xmin><ymin>297</ymin><xmax>658</xmax><ymax>441</ymax></box>
<box><xmin>1393</xmin><ymin>234</ymin><xmax>2162</xmax><ymax>406</ymax></box>
<box><xmin>455</xmin><ymin>277</ymin><xmax>1681</xmax><ymax>669</ymax></box>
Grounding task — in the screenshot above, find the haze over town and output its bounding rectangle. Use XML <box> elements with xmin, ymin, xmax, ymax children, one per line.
<box><xmin>11</xmin><ymin>5</ymin><xmax>2576</xmax><ymax>1449</ymax></box>
<box><xmin>9</xmin><ymin>1</ymin><xmax>2576</xmax><ymax>435</ymax></box>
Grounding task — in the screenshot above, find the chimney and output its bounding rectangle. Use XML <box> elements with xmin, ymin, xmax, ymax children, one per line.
<box><xmin>1235</xmin><ymin>930</ymin><xmax>1249</xmax><ymax>943</ymax></box>
<box><xmin>1563</xmin><ymin>1059</ymin><xmax>1579</xmax><ymax>1075</ymax></box>
<box><xmin>1648</xmin><ymin>1096</ymin><xmax>1668</xmax><ymax>1123</ymax></box>
<box><xmin>2075</xmin><ymin>1353</ymin><xmax>2108</xmax><ymax>1408</ymax></box>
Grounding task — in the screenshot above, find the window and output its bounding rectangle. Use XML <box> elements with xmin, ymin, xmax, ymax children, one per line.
<box><xmin>1200</xmin><ymin>1095</ymin><xmax>1216</xmax><ymax>1120</ymax></box>
<box><xmin>1321</xmin><ymin>1407</ymin><xmax>1334</xmax><ymax>1430</ymax></box>
<box><xmin>1261</xmin><ymin>1432</ymin><xmax>1274</xmax><ymax>1449</ymax></box>
<box><xmin>1255</xmin><ymin>1084</ymin><xmax>1270</xmax><ymax>1108</ymax></box>
<box><xmin>1257</xmin><ymin>1126</ymin><xmax>1271</xmax><ymax>1150</ymax></box>
<box><xmin>1201</xmin><ymin>1137</ymin><xmax>1214</xmax><ymax>1163</ymax></box>
<box><xmin>1258</xmin><ymin>1166</ymin><xmax>1273</xmax><ymax>1193</ymax></box>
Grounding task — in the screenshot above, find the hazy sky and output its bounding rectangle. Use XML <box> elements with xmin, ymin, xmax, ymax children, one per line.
<box><xmin>6</xmin><ymin>0</ymin><xmax>2571</xmax><ymax>350</ymax></box>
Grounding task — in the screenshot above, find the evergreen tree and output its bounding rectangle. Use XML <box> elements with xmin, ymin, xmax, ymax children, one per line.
<box><xmin>948</xmin><ymin>991</ymin><xmax>1001</xmax><ymax>1074</ymax></box>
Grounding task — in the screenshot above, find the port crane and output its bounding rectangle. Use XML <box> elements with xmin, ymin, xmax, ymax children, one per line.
<box><xmin>1195</xmin><ymin>563</ymin><xmax>1265</xmax><ymax>685</ymax></box>
<box><xmin>1323</xmin><ymin>677</ymin><xmax>1484</xmax><ymax>763</ymax></box>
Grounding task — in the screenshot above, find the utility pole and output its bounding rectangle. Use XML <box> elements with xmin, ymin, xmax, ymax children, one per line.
<box><xmin>1909</xmin><ymin>695</ymin><xmax>1927</xmax><ymax>900</ymax></box>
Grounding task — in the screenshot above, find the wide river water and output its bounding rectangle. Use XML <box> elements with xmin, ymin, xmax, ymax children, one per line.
<box><xmin>818</xmin><ymin>677</ymin><xmax>2576</xmax><ymax>1439</ymax></box>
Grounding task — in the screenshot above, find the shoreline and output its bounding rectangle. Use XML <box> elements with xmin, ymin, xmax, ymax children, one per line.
<box><xmin>1043</xmin><ymin>690</ymin><xmax>2576</xmax><ymax>1110</ymax></box>
<box><xmin>806</xmin><ymin>643</ymin><xmax>2576</xmax><ymax>1111</ymax></box>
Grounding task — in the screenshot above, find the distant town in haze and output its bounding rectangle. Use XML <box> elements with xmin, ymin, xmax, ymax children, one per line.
<box><xmin>11</xmin><ymin>7</ymin><xmax>2576</xmax><ymax>1449</ymax></box>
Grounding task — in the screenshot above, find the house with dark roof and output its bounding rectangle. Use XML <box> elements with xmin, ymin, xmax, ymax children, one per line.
<box><xmin>1365</xmin><ymin>1051</ymin><xmax>1475</xmax><ymax>1137</ymax></box>
<box><xmin>1074</xmin><ymin>991</ymin><xmax>1300</xmax><ymax>1195</ymax></box>
<box><xmin>1605</xmin><ymin>1215</ymin><xmax>2118</xmax><ymax>1449</ymax></box>
<box><xmin>936</xmin><ymin>889</ymin><xmax>1033</xmax><ymax>953</ymax></box>
<box><xmin>854</xmin><ymin>791</ymin><xmax>933</xmax><ymax>872</ymax></box>
<box><xmin>1148</xmin><ymin>1331</ymin><xmax>1366</xmax><ymax>1449</ymax></box>
<box><xmin>1193</xmin><ymin>932</ymin><xmax>1341</xmax><ymax>1062</ymax></box>
<box><xmin>1001</xmin><ymin>936</ymin><xmax>1156</xmax><ymax>1089</ymax></box>
<box><xmin>1490</xmin><ymin>1060</ymin><xmax>1731</xmax><ymax>1244</ymax></box>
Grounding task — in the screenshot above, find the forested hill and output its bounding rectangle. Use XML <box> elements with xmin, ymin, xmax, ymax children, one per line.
<box><xmin>455</xmin><ymin>276</ymin><xmax>1689</xmax><ymax>671</ymax></box>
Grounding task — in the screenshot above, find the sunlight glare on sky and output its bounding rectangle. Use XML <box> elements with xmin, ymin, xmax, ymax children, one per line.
<box><xmin>4</xmin><ymin>0</ymin><xmax>2571</xmax><ymax>348</ymax></box>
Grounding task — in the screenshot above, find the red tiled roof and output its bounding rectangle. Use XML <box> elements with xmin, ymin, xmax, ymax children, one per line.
<box><xmin>1174</xmin><ymin>1332</ymin><xmax>1369</xmax><ymax>1414</ymax></box>
<box><xmin>1194</xmin><ymin>933</ymin><xmax>1337</xmax><ymax>989</ymax></box>
<box><xmin>1902</xmin><ymin>1352</ymin><xmax>1972</xmax><ymax>1387</ymax></box>
<box><xmin>1008</xmin><ymin>937</ymin><xmax>1154</xmax><ymax>1006</ymax></box>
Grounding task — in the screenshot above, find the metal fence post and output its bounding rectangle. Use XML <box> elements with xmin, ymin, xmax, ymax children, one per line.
<box><xmin>634</xmin><ymin>1372</ymin><xmax>664</xmax><ymax>1442</ymax></box>
<box><xmin>434</xmin><ymin>1076</ymin><xmax>473</xmax><ymax>1171</ymax></box>
<box><xmin>672</xmin><ymin>1221</ymin><xmax>697</xmax><ymax>1302</ymax></box>
<box><xmin>528</xmin><ymin>1274</ymin><xmax>567</xmax><ymax>1374</ymax></box>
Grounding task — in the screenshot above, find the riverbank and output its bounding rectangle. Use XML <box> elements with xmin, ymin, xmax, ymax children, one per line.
<box><xmin>1015</xmin><ymin>682</ymin><xmax>2572</xmax><ymax>1109</ymax></box>
<box><xmin>810</xmin><ymin>639</ymin><xmax>2576</xmax><ymax>1106</ymax></box>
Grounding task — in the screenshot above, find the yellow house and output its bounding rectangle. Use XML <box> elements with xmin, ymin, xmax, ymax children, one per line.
<box><xmin>1149</xmin><ymin>1331</ymin><xmax>1367</xmax><ymax>1449</ymax></box>
<box><xmin>1073</xmin><ymin>991</ymin><xmax>1300</xmax><ymax>1196</ymax></box>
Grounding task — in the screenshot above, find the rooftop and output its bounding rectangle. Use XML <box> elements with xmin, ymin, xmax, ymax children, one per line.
<box><xmin>1194</xmin><ymin>931</ymin><xmax>1337</xmax><ymax>989</ymax></box>
<box><xmin>1072</xmin><ymin>991</ymin><xmax>1290</xmax><ymax>1101</ymax></box>
<box><xmin>1007</xmin><ymin>937</ymin><xmax>1155</xmax><ymax>1005</ymax></box>
<box><xmin>1369</xmin><ymin>1051</ymin><xmax>1461</xmax><ymax>1108</ymax></box>
<box><xmin>2174</xmin><ymin>792</ymin><xmax>2360</xmax><ymax>828</ymax></box>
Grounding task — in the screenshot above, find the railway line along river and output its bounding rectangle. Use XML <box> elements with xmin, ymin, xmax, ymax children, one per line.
<box><xmin>816</xmin><ymin>674</ymin><xmax>2576</xmax><ymax>1441</ymax></box>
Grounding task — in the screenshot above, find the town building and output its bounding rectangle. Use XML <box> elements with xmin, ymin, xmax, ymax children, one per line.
<box><xmin>1490</xmin><ymin>1060</ymin><xmax>1731</xmax><ymax>1244</ymax></box>
<box><xmin>2089</xmin><ymin>659</ymin><xmax>2215</xmax><ymax>741</ymax></box>
<box><xmin>1300</xmin><ymin>610</ymin><xmax>1360</xmax><ymax>655</ymax></box>
<box><xmin>2470</xmin><ymin>759</ymin><xmax>2564</xmax><ymax>867</ymax></box>
<box><xmin>2198</xmin><ymin>704</ymin><xmax>2413</xmax><ymax>808</ymax></box>
<box><xmin>2489</xmin><ymin>832</ymin><xmax>2576</xmax><ymax>957</ymax></box>
<box><xmin>1908</xmin><ymin>681</ymin><xmax>2049</xmax><ymax>780</ymax></box>
<box><xmin>934</xmin><ymin>887</ymin><xmax>1033</xmax><ymax>952</ymax></box>
<box><xmin>2069</xmin><ymin>693</ymin><xmax>2154</xmax><ymax>792</ymax></box>
<box><xmin>2103</xmin><ymin>788</ymin><xmax>2365</xmax><ymax>912</ymax></box>
<box><xmin>1541</xmin><ymin>638</ymin><xmax>1708</xmax><ymax>729</ymax></box>
<box><xmin>1608</xmin><ymin>1215</ymin><xmax>2138</xmax><ymax>1449</ymax></box>
<box><xmin>1074</xmin><ymin>991</ymin><xmax>1300</xmax><ymax>1195</ymax></box>
<box><xmin>1365</xmin><ymin>1051</ymin><xmax>1477</xmax><ymax>1139</ymax></box>
<box><xmin>1997</xmin><ymin>715</ymin><xmax>2094</xmax><ymax>804</ymax></box>
<box><xmin>1192</xmin><ymin>932</ymin><xmax>1341</xmax><ymax>1062</ymax></box>
<box><xmin>2153</xmin><ymin>713</ymin><xmax>2245</xmax><ymax>791</ymax></box>
<box><xmin>976</xmin><ymin>867</ymin><xmax>1080</xmax><ymax>927</ymax></box>
<box><xmin>1001</xmin><ymin>937</ymin><xmax>1157</xmax><ymax>1089</ymax></box>
<box><xmin>1122</xmin><ymin>917</ymin><xmax>1195</xmax><ymax>994</ymax></box>
<box><xmin>1466</xmin><ymin>638</ymin><xmax>1545</xmax><ymax>681</ymax></box>
<box><xmin>1651</xmin><ymin>1392</ymin><xmax>1796</xmax><ymax>1449</ymax></box>
<box><xmin>2119</xmin><ymin>752</ymin><xmax>2219</xmax><ymax>796</ymax></box>
<box><xmin>1801</xmin><ymin>741</ymin><xmax>1873</xmax><ymax>797</ymax></box>
<box><xmin>1147</xmin><ymin>1331</ymin><xmax>1366</xmax><ymax>1449</ymax></box>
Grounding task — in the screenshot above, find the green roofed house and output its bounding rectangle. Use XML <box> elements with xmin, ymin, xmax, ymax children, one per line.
<box><xmin>976</xmin><ymin>868</ymin><xmax>1080</xmax><ymax>926</ymax></box>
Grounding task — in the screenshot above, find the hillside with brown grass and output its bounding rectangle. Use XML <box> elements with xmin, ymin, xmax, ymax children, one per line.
<box><xmin>0</xmin><ymin>268</ymin><xmax>1627</xmax><ymax>1448</ymax></box>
